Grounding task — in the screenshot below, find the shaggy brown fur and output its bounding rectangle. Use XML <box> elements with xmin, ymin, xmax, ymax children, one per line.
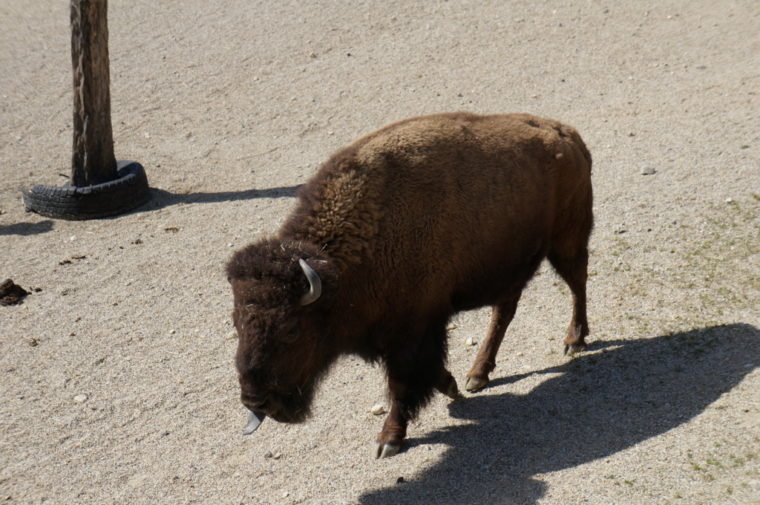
<box><xmin>227</xmin><ymin>112</ymin><xmax>593</xmax><ymax>457</ymax></box>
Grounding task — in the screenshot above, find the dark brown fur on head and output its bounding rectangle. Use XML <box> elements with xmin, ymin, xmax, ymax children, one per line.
<box><xmin>227</xmin><ymin>239</ymin><xmax>338</xmax><ymax>423</ymax></box>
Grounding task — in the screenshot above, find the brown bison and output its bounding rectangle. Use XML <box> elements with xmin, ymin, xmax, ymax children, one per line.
<box><xmin>227</xmin><ymin>112</ymin><xmax>593</xmax><ymax>458</ymax></box>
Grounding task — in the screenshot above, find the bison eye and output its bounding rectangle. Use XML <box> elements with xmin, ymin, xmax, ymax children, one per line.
<box><xmin>282</xmin><ymin>326</ymin><xmax>299</xmax><ymax>343</ymax></box>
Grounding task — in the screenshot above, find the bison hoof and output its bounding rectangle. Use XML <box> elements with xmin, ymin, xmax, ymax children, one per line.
<box><xmin>376</xmin><ymin>442</ymin><xmax>402</xmax><ymax>459</ymax></box>
<box><xmin>443</xmin><ymin>381</ymin><xmax>464</xmax><ymax>400</ymax></box>
<box><xmin>564</xmin><ymin>343</ymin><xmax>587</xmax><ymax>356</ymax></box>
<box><xmin>465</xmin><ymin>375</ymin><xmax>489</xmax><ymax>393</ymax></box>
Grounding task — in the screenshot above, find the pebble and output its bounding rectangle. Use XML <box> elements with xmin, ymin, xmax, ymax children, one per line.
<box><xmin>370</xmin><ymin>403</ymin><xmax>386</xmax><ymax>415</ymax></box>
<box><xmin>73</xmin><ymin>394</ymin><xmax>88</xmax><ymax>403</ymax></box>
<box><xmin>465</xmin><ymin>337</ymin><xmax>477</xmax><ymax>346</ymax></box>
<box><xmin>641</xmin><ymin>166</ymin><xmax>657</xmax><ymax>175</ymax></box>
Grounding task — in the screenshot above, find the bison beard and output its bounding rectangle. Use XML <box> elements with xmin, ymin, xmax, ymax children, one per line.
<box><xmin>227</xmin><ymin>112</ymin><xmax>593</xmax><ymax>458</ymax></box>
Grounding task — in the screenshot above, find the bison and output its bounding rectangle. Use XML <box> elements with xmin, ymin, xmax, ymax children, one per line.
<box><xmin>227</xmin><ymin>112</ymin><xmax>593</xmax><ymax>458</ymax></box>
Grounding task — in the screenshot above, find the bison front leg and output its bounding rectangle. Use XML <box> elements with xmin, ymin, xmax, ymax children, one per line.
<box><xmin>377</xmin><ymin>371</ymin><xmax>457</xmax><ymax>458</ymax></box>
<box><xmin>466</xmin><ymin>293</ymin><xmax>521</xmax><ymax>392</ymax></box>
<box><xmin>435</xmin><ymin>368</ymin><xmax>464</xmax><ymax>400</ymax></box>
<box><xmin>376</xmin><ymin>382</ymin><xmax>408</xmax><ymax>459</ymax></box>
<box><xmin>377</xmin><ymin>334</ymin><xmax>448</xmax><ymax>458</ymax></box>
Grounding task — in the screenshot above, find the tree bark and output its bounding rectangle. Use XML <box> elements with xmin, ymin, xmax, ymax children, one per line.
<box><xmin>70</xmin><ymin>0</ymin><xmax>117</xmax><ymax>186</ymax></box>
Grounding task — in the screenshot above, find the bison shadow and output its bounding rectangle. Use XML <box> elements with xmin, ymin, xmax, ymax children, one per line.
<box><xmin>358</xmin><ymin>323</ymin><xmax>759</xmax><ymax>505</ymax></box>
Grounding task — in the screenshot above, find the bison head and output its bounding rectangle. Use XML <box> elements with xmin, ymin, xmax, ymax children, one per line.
<box><xmin>227</xmin><ymin>241</ymin><xmax>336</xmax><ymax>428</ymax></box>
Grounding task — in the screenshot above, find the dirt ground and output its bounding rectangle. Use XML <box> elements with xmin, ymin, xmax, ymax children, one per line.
<box><xmin>1</xmin><ymin>1</ymin><xmax>758</xmax><ymax>504</ymax></box>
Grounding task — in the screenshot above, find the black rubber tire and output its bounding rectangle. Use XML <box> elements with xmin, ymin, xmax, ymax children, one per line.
<box><xmin>21</xmin><ymin>161</ymin><xmax>150</xmax><ymax>220</ymax></box>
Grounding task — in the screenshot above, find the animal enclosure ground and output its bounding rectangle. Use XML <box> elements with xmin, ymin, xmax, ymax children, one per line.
<box><xmin>1</xmin><ymin>1</ymin><xmax>758</xmax><ymax>504</ymax></box>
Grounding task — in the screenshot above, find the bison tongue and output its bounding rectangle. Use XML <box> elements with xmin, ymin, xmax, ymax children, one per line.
<box><xmin>242</xmin><ymin>410</ymin><xmax>265</xmax><ymax>436</ymax></box>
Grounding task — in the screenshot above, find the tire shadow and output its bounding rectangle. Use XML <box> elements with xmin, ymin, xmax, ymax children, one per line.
<box><xmin>0</xmin><ymin>220</ymin><xmax>55</xmax><ymax>236</ymax></box>
<box><xmin>359</xmin><ymin>324</ymin><xmax>759</xmax><ymax>505</ymax></box>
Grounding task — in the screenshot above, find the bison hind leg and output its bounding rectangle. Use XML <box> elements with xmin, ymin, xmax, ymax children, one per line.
<box><xmin>548</xmin><ymin>244</ymin><xmax>590</xmax><ymax>354</ymax></box>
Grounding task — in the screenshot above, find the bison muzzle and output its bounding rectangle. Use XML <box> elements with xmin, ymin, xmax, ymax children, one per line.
<box><xmin>227</xmin><ymin>112</ymin><xmax>593</xmax><ymax>458</ymax></box>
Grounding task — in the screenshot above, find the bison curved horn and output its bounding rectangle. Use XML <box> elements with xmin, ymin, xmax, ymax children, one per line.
<box><xmin>298</xmin><ymin>259</ymin><xmax>322</xmax><ymax>305</ymax></box>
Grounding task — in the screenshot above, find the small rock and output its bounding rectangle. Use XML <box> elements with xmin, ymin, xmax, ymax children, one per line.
<box><xmin>641</xmin><ymin>166</ymin><xmax>657</xmax><ymax>175</ymax></box>
<box><xmin>465</xmin><ymin>337</ymin><xmax>477</xmax><ymax>346</ymax></box>
<box><xmin>264</xmin><ymin>451</ymin><xmax>273</xmax><ymax>459</ymax></box>
<box><xmin>73</xmin><ymin>394</ymin><xmax>88</xmax><ymax>403</ymax></box>
<box><xmin>28</xmin><ymin>338</ymin><xmax>39</xmax><ymax>347</ymax></box>
<box><xmin>371</xmin><ymin>403</ymin><xmax>387</xmax><ymax>415</ymax></box>
<box><xmin>396</xmin><ymin>476</ymin><xmax>405</xmax><ymax>484</ymax></box>
<box><xmin>725</xmin><ymin>197</ymin><xmax>734</xmax><ymax>203</ymax></box>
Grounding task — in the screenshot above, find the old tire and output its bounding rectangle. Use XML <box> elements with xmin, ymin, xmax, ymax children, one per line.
<box><xmin>21</xmin><ymin>161</ymin><xmax>150</xmax><ymax>220</ymax></box>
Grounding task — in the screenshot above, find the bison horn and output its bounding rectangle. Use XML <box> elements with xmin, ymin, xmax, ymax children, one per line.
<box><xmin>299</xmin><ymin>258</ymin><xmax>322</xmax><ymax>305</ymax></box>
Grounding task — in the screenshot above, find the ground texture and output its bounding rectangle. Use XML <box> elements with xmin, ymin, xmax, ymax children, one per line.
<box><xmin>1</xmin><ymin>1</ymin><xmax>758</xmax><ymax>504</ymax></box>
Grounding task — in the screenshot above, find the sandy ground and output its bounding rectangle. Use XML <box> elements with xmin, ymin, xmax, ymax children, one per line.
<box><xmin>1</xmin><ymin>1</ymin><xmax>759</xmax><ymax>504</ymax></box>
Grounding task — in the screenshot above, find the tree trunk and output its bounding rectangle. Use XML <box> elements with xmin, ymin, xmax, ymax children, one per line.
<box><xmin>70</xmin><ymin>0</ymin><xmax>117</xmax><ymax>186</ymax></box>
